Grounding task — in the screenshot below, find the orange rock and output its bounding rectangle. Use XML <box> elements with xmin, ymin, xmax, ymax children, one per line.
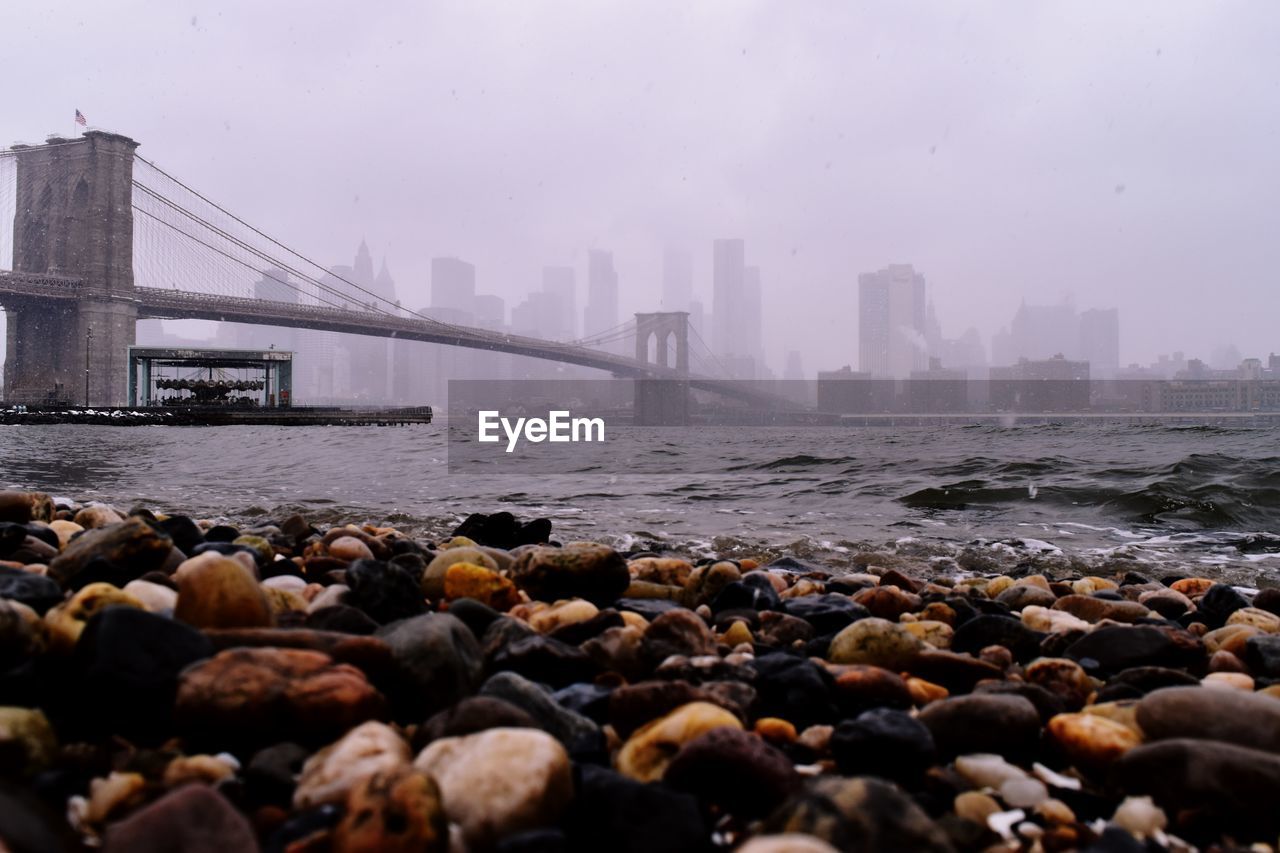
<box><xmin>335</xmin><ymin>766</ymin><xmax>448</xmax><ymax>853</ymax></box>
<box><xmin>443</xmin><ymin>562</ymin><xmax>520</xmax><ymax>610</ymax></box>
<box><xmin>754</xmin><ymin>717</ymin><xmax>798</xmax><ymax>744</ymax></box>
<box><xmin>174</xmin><ymin>554</ymin><xmax>273</xmax><ymax>630</ymax></box>
<box><xmin>1047</xmin><ymin>712</ymin><xmax>1141</xmax><ymax>770</ymax></box>
<box><xmin>176</xmin><ymin>647</ymin><xmax>386</xmax><ymax>746</ymax></box>
<box><xmin>1170</xmin><ymin>577</ymin><xmax>1215</xmax><ymax>597</ymax></box>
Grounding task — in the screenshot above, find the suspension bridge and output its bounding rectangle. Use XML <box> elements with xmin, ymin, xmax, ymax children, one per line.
<box><xmin>0</xmin><ymin>130</ymin><xmax>779</xmax><ymax>419</ymax></box>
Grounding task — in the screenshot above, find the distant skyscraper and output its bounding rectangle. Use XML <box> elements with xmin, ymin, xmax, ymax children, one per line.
<box><xmin>662</xmin><ymin>248</ymin><xmax>693</xmax><ymax>312</ymax></box>
<box><xmin>254</xmin><ymin>267</ymin><xmax>297</xmax><ymax>304</ymax></box>
<box><xmin>1008</xmin><ymin>299</ymin><xmax>1079</xmax><ymax>363</ymax></box>
<box><xmin>712</xmin><ymin>238</ymin><xmax>745</xmax><ymax>362</ymax></box>
<box><xmin>741</xmin><ymin>265</ymin><xmax>765</xmax><ymax>377</ymax></box>
<box><xmin>541</xmin><ymin>266</ymin><xmax>577</xmax><ymax>340</ymax></box>
<box><xmin>583</xmin><ymin>250</ymin><xmax>619</xmax><ymax>341</ymax></box>
<box><xmin>1079</xmin><ymin>308</ymin><xmax>1119</xmax><ymax>377</ymax></box>
<box><xmin>784</xmin><ymin>350</ymin><xmax>804</xmax><ymax>380</ymax></box>
<box><xmin>858</xmin><ymin>264</ymin><xmax>927</xmax><ymax>378</ymax></box>
<box><xmin>431</xmin><ymin>257</ymin><xmax>477</xmax><ymax>315</ymax></box>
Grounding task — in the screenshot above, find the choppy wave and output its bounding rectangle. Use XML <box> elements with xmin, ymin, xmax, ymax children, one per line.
<box><xmin>2</xmin><ymin>421</ymin><xmax>1279</xmax><ymax>578</ymax></box>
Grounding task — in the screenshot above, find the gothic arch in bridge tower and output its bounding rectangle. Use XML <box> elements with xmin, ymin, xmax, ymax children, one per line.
<box><xmin>633</xmin><ymin>311</ymin><xmax>690</xmax><ymax>374</ymax></box>
<box><xmin>1</xmin><ymin>131</ymin><xmax>139</xmax><ymax>405</ymax></box>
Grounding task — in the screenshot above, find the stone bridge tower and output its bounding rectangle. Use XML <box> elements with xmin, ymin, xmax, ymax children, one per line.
<box><xmin>633</xmin><ymin>311</ymin><xmax>690</xmax><ymax>425</ymax></box>
<box><xmin>3</xmin><ymin>131</ymin><xmax>139</xmax><ymax>405</ymax></box>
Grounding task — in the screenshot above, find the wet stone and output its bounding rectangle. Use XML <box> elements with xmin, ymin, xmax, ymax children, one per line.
<box><xmin>102</xmin><ymin>783</ymin><xmax>258</xmax><ymax>853</ymax></box>
<box><xmin>344</xmin><ymin>559</ymin><xmax>427</xmax><ymax>624</ymax></box>
<box><xmin>918</xmin><ymin>693</ymin><xmax>1042</xmax><ymax>761</ymax></box>
<box><xmin>951</xmin><ymin>614</ymin><xmax>1044</xmax><ymax>662</ymax></box>
<box><xmin>480</xmin><ymin>671</ymin><xmax>604</xmax><ymax>760</ymax></box>
<box><xmin>47</xmin><ymin>518</ymin><xmax>173</xmax><ymax>590</ymax></box>
<box><xmin>830</xmin><ymin>707</ymin><xmax>936</xmax><ymax>785</ymax></box>
<box><xmin>1135</xmin><ymin>685</ymin><xmax>1280</xmax><ymax>754</ymax></box>
<box><xmin>663</xmin><ymin>726</ymin><xmax>801</xmax><ymax>816</ymax></box>
<box><xmin>763</xmin><ymin>776</ymin><xmax>952</xmax><ymax>853</ymax></box>
<box><xmin>510</xmin><ymin>544</ymin><xmax>630</xmax><ymax>607</ymax></box>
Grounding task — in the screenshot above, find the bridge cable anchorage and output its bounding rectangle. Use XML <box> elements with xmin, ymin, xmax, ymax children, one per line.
<box><xmin>133</xmin><ymin>158</ymin><xmax>630</xmax><ymax>352</ymax></box>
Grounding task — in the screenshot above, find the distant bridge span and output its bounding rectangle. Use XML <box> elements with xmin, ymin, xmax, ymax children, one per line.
<box><xmin>0</xmin><ymin>132</ymin><xmax>789</xmax><ymax>414</ymax></box>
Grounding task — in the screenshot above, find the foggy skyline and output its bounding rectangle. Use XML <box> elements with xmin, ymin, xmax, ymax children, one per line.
<box><xmin>4</xmin><ymin>1</ymin><xmax>1279</xmax><ymax>374</ymax></box>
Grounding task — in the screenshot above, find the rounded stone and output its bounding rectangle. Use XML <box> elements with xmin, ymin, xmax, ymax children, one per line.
<box><xmin>44</xmin><ymin>582</ymin><xmax>144</xmax><ymax>654</ymax></box>
<box><xmin>663</xmin><ymin>726</ymin><xmax>801</xmax><ymax>816</ymax></box>
<box><xmin>737</xmin><ymin>835</ymin><xmax>840</xmax><ymax>853</ymax></box>
<box><xmin>1047</xmin><ymin>712</ymin><xmax>1142</xmax><ymax>769</ymax></box>
<box><xmin>827</xmin><ymin>617</ymin><xmax>925</xmax><ymax>669</ymax></box>
<box><xmin>830</xmin><ymin>708</ymin><xmax>935</xmax><ymax>784</ymax></box>
<box><xmin>615</xmin><ymin>701</ymin><xmax>743</xmax><ymax>782</ymax></box>
<box><xmin>173</xmin><ymin>553</ymin><xmax>273</xmax><ymax>630</ymax></box>
<box><xmin>294</xmin><ymin>721</ymin><xmax>412</xmax><ymax>809</ymax></box>
<box><xmin>918</xmin><ymin>694</ymin><xmax>1042</xmax><ymax>761</ymax></box>
<box><xmin>176</xmin><ymin>647</ymin><xmax>387</xmax><ymax>748</ymax></box>
<box><xmin>101</xmin><ymin>784</ymin><xmax>258</xmax><ymax>853</ymax></box>
<box><xmin>763</xmin><ymin>776</ymin><xmax>951</xmax><ymax>852</ymax></box>
<box><xmin>413</xmin><ymin>727</ymin><xmax>572</xmax><ymax>850</ymax></box>
<box><xmin>334</xmin><ymin>765</ymin><xmax>448</xmax><ymax>853</ymax></box>
<box><xmin>421</xmin><ymin>547</ymin><xmax>500</xmax><ymax>600</ymax></box>
<box><xmin>0</xmin><ymin>707</ymin><xmax>57</xmax><ymax>776</ymax></box>
<box><xmin>510</xmin><ymin>543</ymin><xmax>630</xmax><ymax>607</ymax></box>
<box><xmin>443</xmin><ymin>562</ymin><xmax>520</xmax><ymax>610</ymax></box>
<box><xmin>1135</xmin><ymin>684</ymin><xmax>1280</xmax><ymax>754</ymax></box>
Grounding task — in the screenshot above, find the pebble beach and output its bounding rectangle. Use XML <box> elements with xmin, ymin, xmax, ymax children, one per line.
<box><xmin>2</xmin><ymin>489</ymin><xmax>1280</xmax><ymax>852</ymax></box>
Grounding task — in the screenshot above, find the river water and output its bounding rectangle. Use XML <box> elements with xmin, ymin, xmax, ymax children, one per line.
<box><xmin>2</xmin><ymin>422</ymin><xmax>1278</xmax><ymax>582</ymax></box>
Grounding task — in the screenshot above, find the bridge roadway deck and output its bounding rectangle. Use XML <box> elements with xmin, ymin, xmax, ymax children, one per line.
<box><xmin>0</xmin><ymin>273</ymin><xmax>790</xmax><ymax>406</ymax></box>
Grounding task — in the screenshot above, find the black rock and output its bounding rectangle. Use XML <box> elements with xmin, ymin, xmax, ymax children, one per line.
<box><xmin>490</xmin><ymin>635</ymin><xmax>599</xmax><ymax>688</ymax></box>
<box><xmin>0</xmin><ymin>780</ymin><xmax>80</xmax><ymax>853</ymax></box>
<box><xmin>345</xmin><ymin>559</ymin><xmax>427</xmax><ymax>624</ymax></box>
<box><xmin>751</xmin><ymin>652</ymin><xmax>837</xmax><ymax>729</ymax></box>
<box><xmin>497</xmin><ymin>829</ymin><xmax>567</xmax><ymax>853</ymax></box>
<box><xmin>710</xmin><ymin>580</ymin><xmax>778</xmax><ymax>613</ymax></box>
<box><xmin>664</xmin><ymin>726</ymin><xmax>801</xmax><ymax>815</ymax></box>
<box><xmin>480</xmin><ymin>671</ymin><xmax>604</xmax><ymax>762</ymax></box>
<box><xmin>831</xmin><ymin>708</ymin><xmax>937</xmax><ymax>785</ymax></box>
<box><xmin>951</xmin><ymin>614</ymin><xmax>1043</xmax><ymax>662</ymax></box>
<box><xmin>765</xmin><ymin>555</ymin><xmax>827</xmax><ymax>574</ymax></box>
<box><xmin>781</xmin><ymin>593</ymin><xmax>870</xmax><ymax>635</ymax></box>
<box><xmin>973</xmin><ymin>681</ymin><xmax>1067</xmax><ymax>724</ymax></box>
<box><xmin>547</xmin><ymin>609</ymin><xmax>624</xmax><ymax>646</ymax></box>
<box><xmin>1112</xmin><ymin>738</ymin><xmax>1280</xmax><ymax>837</ymax></box>
<box><xmin>0</xmin><ymin>569</ymin><xmax>63</xmax><ymax>615</ymax></box>
<box><xmin>0</xmin><ymin>523</ymin><xmax>27</xmax><ymax>557</ymax></box>
<box><xmin>452</xmin><ymin>512</ymin><xmax>552</xmax><ymax>549</ymax></box>
<box><xmin>564</xmin><ymin>765</ymin><xmax>708</xmax><ymax>853</ymax></box>
<box><xmin>446</xmin><ymin>597</ymin><xmax>503</xmax><ymax>640</ymax></box>
<box><xmin>305</xmin><ymin>604</ymin><xmax>378</xmax><ymax>635</ymax></box>
<box><xmin>614</xmin><ymin>598</ymin><xmax>683</xmax><ymax>621</ymax></box>
<box><xmin>1104</xmin><ymin>666</ymin><xmax>1199</xmax><ymax>696</ymax></box>
<box><xmin>155</xmin><ymin>515</ymin><xmax>205</xmax><ymax>556</ymax></box>
<box><xmin>1197</xmin><ymin>583</ymin><xmax>1251</xmax><ymax>625</ymax></box>
<box><xmin>264</xmin><ymin>805</ymin><xmax>342</xmax><ymax>853</ymax></box>
<box><xmin>552</xmin><ymin>683</ymin><xmax>613</xmax><ymax>723</ymax></box>
<box><xmin>245</xmin><ymin>742</ymin><xmax>310</xmax><ymax>808</ymax></box>
<box><xmin>71</xmin><ymin>607</ymin><xmax>215</xmax><ymax>742</ymax></box>
<box><xmin>1065</xmin><ymin>625</ymin><xmax>1204</xmax><ymax>674</ymax></box>
<box><xmin>413</xmin><ymin>695</ymin><xmax>539</xmax><ymax>751</ymax></box>
<box><xmin>377</xmin><ymin>613</ymin><xmax>484</xmax><ymax>720</ymax></box>
<box><xmin>203</xmin><ymin>524</ymin><xmax>241</xmax><ymax>543</ymax></box>
<box><xmin>1244</xmin><ymin>634</ymin><xmax>1280</xmax><ymax>679</ymax></box>
<box><xmin>918</xmin><ymin>694</ymin><xmax>1042</xmax><ymax>762</ymax></box>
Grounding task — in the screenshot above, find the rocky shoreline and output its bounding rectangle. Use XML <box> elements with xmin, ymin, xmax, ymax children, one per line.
<box><xmin>2</xmin><ymin>491</ymin><xmax>1279</xmax><ymax>852</ymax></box>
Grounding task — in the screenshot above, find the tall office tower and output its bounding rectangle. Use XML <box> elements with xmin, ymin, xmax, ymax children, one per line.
<box><xmin>712</xmin><ymin>238</ymin><xmax>745</xmax><ymax>362</ymax></box>
<box><xmin>254</xmin><ymin>267</ymin><xmax>298</xmax><ymax>304</ymax></box>
<box><xmin>1079</xmin><ymin>308</ymin><xmax>1119</xmax><ymax>378</ymax></box>
<box><xmin>431</xmin><ymin>257</ymin><xmax>477</xmax><ymax>316</ymax></box>
<box><xmin>741</xmin><ymin>265</ymin><xmax>765</xmax><ymax>377</ymax></box>
<box><xmin>662</xmin><ymin>247</ymin><xmax>694</xmax><ymax>311</ymax></box>
<box><xmin>347</xmin><ymin>252</ymin><xmax>396</xmax><ymax>400</ymax></box>
<box><xmin>1008</xmin><ymin>299</ymin><xmax>1079</xmax><ymax>363</ymax></box>
<box><xmin>857</xmin><ymin>263</ymin><xmax>927</xmax><ymax>378</ymax></box>
<box><xmin>688</xmin><ymin>299</ymin><xmax>707</xmax><ymax>344</ymax></box>
<box><xmin>541</xmin><ymin>266</ymin><xmax>577</xmax><ymax>340</ymax></box>
<box><xmin>583</xmin><ymin>250</ymin><xmax>619</xmax><ymax>340</ymax></box>
<box><xmin>784</xmin><ymin>350</ymin><xmax>804</xmax><ymax>380</ymax></box>
<box><xmin>353</xmin><ymin>239</ymin><xmax>375</xmax><ymax>293</ymax></box>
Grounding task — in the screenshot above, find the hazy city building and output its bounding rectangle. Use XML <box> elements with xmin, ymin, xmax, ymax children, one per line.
<box><xmin>540</xmin><ymin>266</ymin><xmax>577</xmax><ymax>340</ymax></box>
<box><xmin>858</xmin><ymin>263</ymin><xmax>927</xmax><ymax>378</ymax></box>
<box><xmin>712</xmin><ymin>238</ymin><xmax>745</xmax><ymax>368</ymax></box>
<box><xmin>1079</xmin><ymin>308</ymin><xmax>1120</xmax><ymax>378</ymax></box>
<box><xmin>662</xmin><ymin>247</ymin><xmax>694</xmax><ymax>312</ymax></box>
<box><xmin>583</xmin><ymin>249</ymin><xmax>619</xmax><ymax>344</ymax></box>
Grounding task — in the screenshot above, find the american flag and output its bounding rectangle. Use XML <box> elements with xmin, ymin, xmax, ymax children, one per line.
<box><xmin>75</xmin><ymin>109</ymin><xmax>87</xmax><ymax>127</ymax></box>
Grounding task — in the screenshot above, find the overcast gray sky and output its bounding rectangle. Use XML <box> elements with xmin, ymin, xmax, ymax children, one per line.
<box><xmin>3</xmin><ymin>1</ymin><xmax>1278</xmax><ymax>372</ymax></box>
